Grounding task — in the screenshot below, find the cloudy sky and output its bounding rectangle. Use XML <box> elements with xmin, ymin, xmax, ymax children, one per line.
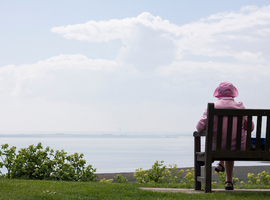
<box><xmin>1</xmin><ymin>0</ymin><xmax>270</xmax><ymax>134</ymax></box>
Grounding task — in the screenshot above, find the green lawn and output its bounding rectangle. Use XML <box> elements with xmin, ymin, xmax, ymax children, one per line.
<box><xmin>1</xmin><ymin>179</ymin><xmax>270</xmax><ymax>200</ymax></box>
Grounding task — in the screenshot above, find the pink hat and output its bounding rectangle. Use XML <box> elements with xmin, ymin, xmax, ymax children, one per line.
<box><xmin>213</xmin><ymin>81</ymin><xmax>238</xmax><ymax>98</ymax></box>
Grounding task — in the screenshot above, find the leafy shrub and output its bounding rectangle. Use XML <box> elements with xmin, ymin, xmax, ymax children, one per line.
<box><xmin>248</xmin><ymin>173</ymin><xmax>260</xmax><ymax>185</ymax></box>
<box><xmin>248</xmin><ymin>171</ymin><xmax>270</xmax><ymax>185</ymax></box>
<box><xmin>233</xmin><ymin>176</ymin><xmax>239</xmax><ymax>185</ymax></box>
<box><xmin>216</xmin><ymin>170</ymin><xmax>239</xmax><ymax>186</ymax></box>
<box><xmin>134</xmin><ymin>160</ymin><xmax>184</xmax><ymax>184</ymax></box>
<box><xmin>183</xmin><ymin>168</ymin><xmax>194</xmax><ymax>186</ymax></box>
<box><xmin>216</xmin><ymin>171</ymin><xmax>226</xmax><ymax>185</ymax></box>
<box><xmin>0</xmin><ymin>143</ymin><xmax>98</xmax><ymax>182</ymax></box>
<box><xmin>0</xmin><ymin>144</ymin><xmax>16</xmax><ymax>178</ymax></box>
<box><xmin>116</xmin><ymin>174</ymin><xmax>128</xmax><ymax>183</ymax></box>
<box><xmin>100</xmin><ymin>178</ymin><xmax>113</xmax><ymax>183</ymax></box>
<box><xmin>134</xmin><ymin>167</ymin><xmax>149</xmax><ymax>183</ymax></box>
<box><xmin>259</xmin><ymin>171</ymin><xmax>270</xmax><ymax>185</ymax></box>
<box><xmin>10</xmin><ymin>143</ymin><xmax>54</xmax><ymax>180</ymax></box>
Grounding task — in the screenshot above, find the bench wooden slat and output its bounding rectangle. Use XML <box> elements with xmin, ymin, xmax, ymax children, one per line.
<box><xmin>226</xmin><ymin>116</ymin><xmax>233</xmax><ymax>150</ymax></box>
<box><xmin>197</xmin><ymin>176</ymin><xmax>205</xmax><ymax>183</ymax></box>
<box><xmin>213</xmin><ymin>109</ymin><xmax>270</xmax><ymax>116</ymax></box>
<box><xmin>255</xmin><ymin>116</ymin><xmax>262</xmax><ymax>151</ymax></box>
<box><xmin>212</xmin><ymin>151</ymin><xmax>270</xmax><ymax>160</ymax></box>
<box><xmin>236</xmin><ymin>116</ymin><xmax>243</xmax><ymax>151</ymax></box>
<box><xmin>246</xmin><ymin>116</ymin><xmax>253</xmax><ymax>151</ymax></box>
<box><xmin>216</xmin><ymin>116</ymin><xmax>223</xmax><ymax>150</ymax></box>
<box><xmin>266</xmin><ymin>116</ymin><xmax>270</xmax><ymax>151</ymax></box>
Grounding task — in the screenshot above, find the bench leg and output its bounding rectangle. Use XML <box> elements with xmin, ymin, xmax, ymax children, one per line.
<box><xmin>194</xmin><ymin>160</ymin><xmax>202</xmax><ymax>190</ymax></box>
<box><xmin>204</xmin><ymin>159</ymin><xmax>212</xmax><ymax>193</ymax></box>
<box><xmin>194</xmin><ymin>136</ymin><xmax>202</xmax><ymax>190</ymax></box>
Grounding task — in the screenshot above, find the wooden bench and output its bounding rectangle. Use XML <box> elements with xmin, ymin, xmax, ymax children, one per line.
<box><xmin>193</xmin><ymin>103</ymin><xmax>270</xmax><ymax>193</ymax></box>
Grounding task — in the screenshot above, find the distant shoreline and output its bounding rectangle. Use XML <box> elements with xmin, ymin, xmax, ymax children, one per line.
<box><xmin>0</xmin><ymin>133</ymin><xmax>190</xmax><ymax>138</ymax></box>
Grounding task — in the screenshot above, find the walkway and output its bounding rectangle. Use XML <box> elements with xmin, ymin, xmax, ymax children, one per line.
<box><xmin>140</xmin><ymin>187</ymin><xmax>270</xmax><ymax>194</ymax></box>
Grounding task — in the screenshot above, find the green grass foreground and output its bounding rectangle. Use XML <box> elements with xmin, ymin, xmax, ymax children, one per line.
<box><xmin>1</xmin><ymin>179</ymin><xmax>270</xmax><ymax>200</ymax></box>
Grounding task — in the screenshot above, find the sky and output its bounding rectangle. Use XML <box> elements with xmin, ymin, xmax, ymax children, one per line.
<box><xmin>0</xmin><ymin>0</ymin><xmax>270</xmax><ymax>134</ymax></box>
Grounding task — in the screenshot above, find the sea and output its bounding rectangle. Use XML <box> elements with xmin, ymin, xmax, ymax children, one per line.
<box><xmin>0</xmin><ymin>132</ymin><xmax>268</xmax><ymax>174</ymax></box>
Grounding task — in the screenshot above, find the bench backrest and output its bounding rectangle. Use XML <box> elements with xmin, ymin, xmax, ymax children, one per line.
<box><xmin>205</xmin><ymin>103</ymin><xmax>270</xmax><ymax>160</ymax></box>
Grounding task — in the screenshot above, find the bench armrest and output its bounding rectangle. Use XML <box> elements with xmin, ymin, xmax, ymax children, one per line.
<box><xmin>193</xmin><ymin>130</ymin><xmax>206</xmax><ymax>137</ymax></box>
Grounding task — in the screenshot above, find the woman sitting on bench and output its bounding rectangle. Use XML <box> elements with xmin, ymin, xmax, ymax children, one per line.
<box><xmin>196</xmin><ymin>81</ymin><xmax>254</xmax><ymax>190</ymax></box>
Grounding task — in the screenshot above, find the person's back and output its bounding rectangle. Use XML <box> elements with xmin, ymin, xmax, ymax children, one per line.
<box><xmin>213</xmin><ymin>97</ymin><xmax>248</xmax><ymax>151</ymax></box>
<box><xmin>196</xmin><ymin>81</ymin><xmax>254</xmax><ymax>190</ymax></box>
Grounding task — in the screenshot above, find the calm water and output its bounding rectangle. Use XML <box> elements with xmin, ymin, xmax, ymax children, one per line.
<box><xmin>0</xmin><ymin>136</ymin><xmax>268</xmax><ymax>173</ymax></box>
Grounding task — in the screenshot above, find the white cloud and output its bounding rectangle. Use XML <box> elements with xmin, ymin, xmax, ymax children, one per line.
<box><xmin>37</xmin><ymin>54</ymin><xmax>121</xmax><ymax>71</ymax></box>
<box><xmin>257</xmin><ymin>28</ymin><xmax>270</xmax><ymax>36</ymax></box>
<box><xmin>176</xmin><ymin>6</ymin><xmax>270</xmax><ymax>60</ymax></box>
<box><xmin>51</xmin><ymin>12</ymin><xmax>179</xmax><ymax>43</ymax></box>
<box><xmin>0</xmin><ymin>55</ymin><xmax>122</xmax><ymax>97</ymax></box>
<box><xmin>240</xmin><ymin>5</ymin><xmax>259</xmax><ymax>12</ymax></box>
<box><xmin>52</xmin><ymin>12</ymin><xmax>179</xmax><ymax>70</ymax></box>
<box><xmin>52</xmin><ymin>6</ymin><xmax>270</xmax><ymax>69</ymax></box>
<box><xmin>3</xmin><ymin>6</ymin><xmax>270</xmax><ymax>101</ymax></box>
<box><xmin>235</xmin><ymin>51</ymin><xmax>264</xmax><ymax>63</ymax></box>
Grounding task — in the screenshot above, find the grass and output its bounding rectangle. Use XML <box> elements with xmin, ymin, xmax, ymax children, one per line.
<box><xmin>1</xmin><ymin>179</ymin><xmax>270</xmax><ymax>200</ymax></box>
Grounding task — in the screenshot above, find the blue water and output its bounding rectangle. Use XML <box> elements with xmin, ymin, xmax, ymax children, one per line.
<box><xmin>0</xmin><ymin>136</ymin><xmax>268</xmax><ymax>174</ymax></box>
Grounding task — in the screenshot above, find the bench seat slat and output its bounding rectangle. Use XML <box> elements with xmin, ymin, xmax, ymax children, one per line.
<box><xmin>212</xmin><ymin>151</ymin><xmax>270</xmax><ymax>160</ymax></box>
<box><xmin>213</xmin><ymin>109</ymin><xmax>270</xmax><ymax>116</ymax></box>
<box><xmin>197</xmin><ymin>176</ymin><xmax>205</xmax><ymax>183</ymax></box>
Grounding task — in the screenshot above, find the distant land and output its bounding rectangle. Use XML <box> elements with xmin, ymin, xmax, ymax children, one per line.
<box><xmin>0</xmin><ymin>132</ymin><xmax>191</xmax><ymax>138</ymax></box>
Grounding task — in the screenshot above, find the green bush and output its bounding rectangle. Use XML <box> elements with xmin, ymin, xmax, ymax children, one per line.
<box><xmin>216</xmin><ymin>171</ymin><xmax>226</xmax><ymax>185</ymax></box>
<box><xmin>183</xmin><ymin>168</ymin><xmax>194</xmax><ymax>186</ymax></box>
<box><xmin>116</xmin><ymin>174</ymin><xmax>128</xmax><ymax>183</ymax></box>
<box><xmin>0</xmin><ymin>143</ymin><xmax>98</xmax><ymax>182</ymax></box>
<box><xmin>0</xmin><ymin>143</ymin><xmax>16</xmax><ymax>178</ymax></box>
<box><xmin>259</xmin><ymin>171</ymin><xmax>270</xmax><ymax>185</ymax></box>
<box><xmin>134</xmin><ymin>160</ymin><xmax>184</xmax><ymax>184</ymax></box>
<box><xmin>248</xmin><ymin>171</ymin><xmax>270</xmax><ymax>185</ymax></box>
<box><xmin>216</xmin><ymin>171</ymin><xmax>239</xmax><ymax>185</ymax></box>
<box><xmin>100</xmin><ymin>178</ymin><xmax>114</xmax><ymax>183</ymax></box>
